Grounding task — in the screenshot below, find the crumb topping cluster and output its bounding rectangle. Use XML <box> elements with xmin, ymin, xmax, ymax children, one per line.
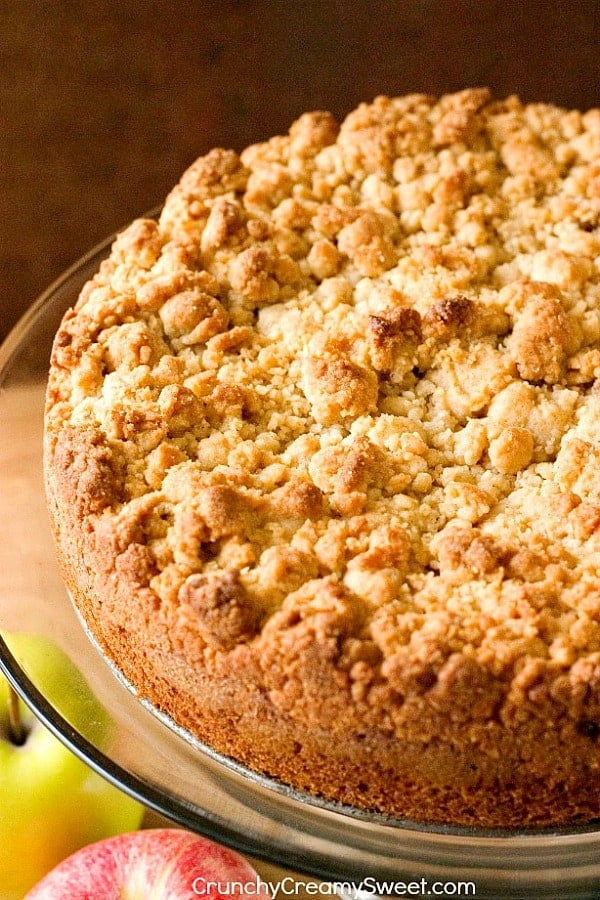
<box><xmin>47</xmin><ymin>90</ymin><xmax>600</xmax><ymax>714</ymax></box>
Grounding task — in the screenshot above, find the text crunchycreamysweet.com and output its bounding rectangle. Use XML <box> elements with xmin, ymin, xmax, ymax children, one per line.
<box><xmin>191</xmin><ymin>875</ymin><xmax>477</xmax><ymax>897</ymax></box>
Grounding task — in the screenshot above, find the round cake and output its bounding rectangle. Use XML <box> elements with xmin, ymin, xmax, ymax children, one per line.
<box><xmin>44</xmin><ymin>89</ymin><xmax>600</xmax><ymax>828</ymax></box>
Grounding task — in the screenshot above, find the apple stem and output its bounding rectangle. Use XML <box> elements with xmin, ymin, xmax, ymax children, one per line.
<box><xmin>7</xmin><ymin>683</ymin><xmax>25</xmax><ymax>746</ymax></box>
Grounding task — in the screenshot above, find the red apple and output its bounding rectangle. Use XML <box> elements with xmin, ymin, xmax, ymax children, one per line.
<box><xmin>25</xmin><ymin>828</ymin><xmax>271</xmax><ymax>899</ymax></box>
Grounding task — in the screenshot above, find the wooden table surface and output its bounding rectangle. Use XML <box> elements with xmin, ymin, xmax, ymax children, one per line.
<box><xmin>2</xmin><ymin>0</ymin><xmax>599</xmax><ymax>344</ymax></box>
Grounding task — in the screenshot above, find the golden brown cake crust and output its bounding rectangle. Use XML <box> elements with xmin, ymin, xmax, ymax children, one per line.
<box><xmin>44</xmin><ymin>89</ymin><xmax>600</xmax><ymax>827</ymax></box>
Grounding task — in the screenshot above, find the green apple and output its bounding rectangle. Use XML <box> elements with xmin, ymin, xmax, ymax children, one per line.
<box><xmin>0</xmin><ymin>631</ymin><xmax>144</xmax><ymax>900</ymax></box>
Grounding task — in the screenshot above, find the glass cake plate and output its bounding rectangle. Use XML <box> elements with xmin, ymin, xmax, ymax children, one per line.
<box><xmin>1</xmin><ymin>230</ymin><xmax>600</xmax><ymax>900</ymax></box>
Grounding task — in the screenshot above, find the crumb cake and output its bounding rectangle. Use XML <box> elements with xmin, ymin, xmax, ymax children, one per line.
<box><xmin>44</xmin><ymin>89</ymin><xmax>600</xmax><ymax>827</ymax></box>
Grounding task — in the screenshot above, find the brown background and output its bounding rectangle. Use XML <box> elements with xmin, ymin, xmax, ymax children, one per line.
<box><xmin>2</xmin><ymin>0</ymin><xmax>599</xmax><ymax>344</ymax></box>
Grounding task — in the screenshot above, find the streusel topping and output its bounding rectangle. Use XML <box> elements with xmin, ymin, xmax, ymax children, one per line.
<box><xmin>47</xmin><ymin>89</ymin><xmax>600</xmax><ymax>696</ymax></box>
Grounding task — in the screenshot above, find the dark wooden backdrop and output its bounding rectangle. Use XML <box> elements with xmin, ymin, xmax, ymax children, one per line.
<box><xmin>2</xmin><ymin>0</ymin><xmax>599</xmax><ymax>343</ymax></box>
